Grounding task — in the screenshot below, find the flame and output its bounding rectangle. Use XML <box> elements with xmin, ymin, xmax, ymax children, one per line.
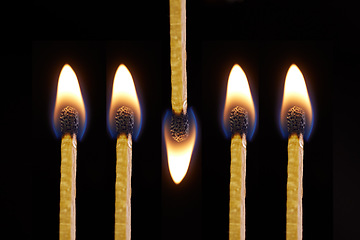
<box><xmin>108</xmin><ymin>64</ymin><xmax>141</xmax><ymax>139</ymax></box>
<box><xmin>223</xmin><ymin>64</ymin><xmax>256</xmax><ymax>138</ymax></box>
<box><xmin>280</xmin><ymin>64</ymin><xmax>313</xmax><ymax>138</ymax></box>
<box><xmin>53</xmin><ymin>64</ymin><xmax>86</xmax><ymax>139</ymax></box>
<box><xmin>163</xmin><ymin>109</ymin><xmax>197</xmax><ymax>184</ymax></box>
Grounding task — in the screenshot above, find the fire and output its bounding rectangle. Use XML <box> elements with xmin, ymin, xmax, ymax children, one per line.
<box><xmin>223</xmin><ymin>64</ymin><xmax>256</xmax><ymax>138</ymax></box>
<box><xmin>53</xmin><ymin>64</ymin><xmax>86</xmax><ymax>139</ymax></box>
<box><xmin>108</xmin><ymin>64</ymin><xmax>141</xmax><ymax>139</ymax></box>
<box><xmin>164</xmin><ymin>110</ymin><xmax>197</xmax><ymax>184</ymax></box>
<box><xmin>280</xmin><ymin>64</ymin><xmax>313</xmax><ymax>138</ymax></box>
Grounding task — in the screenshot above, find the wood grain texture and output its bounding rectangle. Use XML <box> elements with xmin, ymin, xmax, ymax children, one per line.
<box><xmin>59</xmin><ymin>133</ymin><xmax>77</xmax><ymax>240</ymax></box>
<box><xmin>286</xmin><ymin>133</ymin><xmax>304</xmax><ymax>240</ymax></box>
<box><xmin>115</xmin><ymin>133</ymin><xmax>132</xmax><ymax>240</ymax></box>
<box><xmin>229</xmin><ymin>133</ymin><xmax>246</xmax><ymax>240</ymax></box>
<box><xmin>170</xmin><ymin>0</ymin><xmax>187</xmax><ymax>114</ymax></box>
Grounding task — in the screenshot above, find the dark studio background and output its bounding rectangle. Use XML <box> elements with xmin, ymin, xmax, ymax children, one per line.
<box><xmin>1</xmin><ymin>0</ymin><xmax>355</xmax><ymax>239</ymax></box>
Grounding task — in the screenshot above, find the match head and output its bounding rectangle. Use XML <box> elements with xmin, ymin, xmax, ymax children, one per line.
<box><xmin>230</xmin><ymin>106</ymin><xmax>248</xmax><ymax>136</ymax></box>
<box><xmin>287</xmin><ymin>106</ymin><xmax>305</xmax><ymax>135</ymax></box>
<box><xmin>60</xmin><ymin>106</ymin><xmax>79</xmax><ymax>135</ymax></box>
<box><xmin>170</xmin><ymin>111</ymin><xmax>189</xmax><ymax>142</ymax></box>
<box><xmin>115</xmin><ymin>106</ymin><xmax>135</xmax><ymax>136</ymax></box>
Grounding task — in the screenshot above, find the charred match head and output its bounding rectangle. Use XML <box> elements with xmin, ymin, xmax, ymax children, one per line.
<box><xmin>60</xmin><ymin>106</ymin><xmax>79</xmax><ymax>135</ymax></box>
<box><xmin>170</xmin><ymin>111</ymin><xmax>189</xmax><ymax>142</ymax></box>
<box><xmin>230</xmin><ymin>106</ymin><xmax>248</xmax><ymax>136</ymax></box>
<box><xmin>115</xmin><ymin>106</ymin><xmax>135</xmax><ymax>136</ymax></box>
<box><xmin>287</xmin><ymin>106</ymin><xmax>305</xmax><ymax>135</ymax></box>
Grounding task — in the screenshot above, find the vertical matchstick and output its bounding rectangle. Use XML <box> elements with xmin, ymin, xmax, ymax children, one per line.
<box><xmin>280</xmin><ymin>64</ymin><xmax>312</xmax><ymax>240</ymax></box>
<box><xmin>114</xmin><ymin>106</ymin><xmax>134</xmax><ymax>240</ymax></box>
<box><xmin>170</xmin><ymin>0</ymin><xmax>187</xmax><ymax>115</ymax></box>
<box><xmin>229</xmin><ymin>133</ymin><xmax>246</xmax><ymax>240</ymax></box>
<box><xmin>224</xmin><ymin>64</ymin><xmax>255</xmax><ymax>239</ymax></box>
<box><xmin>166</xmin><ymin>0</ymin><xmax>196</xmax><ymax>185</ymax></box>
<box><xmin>229</xmin><ymin>106</ymin><xmax>248</xmax><ymax>240</ymax></box>
<box><xmin>286</xmin><ymin>106</ymin><xmax>305</xmax><ymax>240</ymax></box>
<box><xmin>169</xmin><ymin>0</ymin><xmax>189</xmax><ymax>143</ymax></box>
<box><xmin>54</xmin><ymin>64</ymin><xmax>85</xmax><ymax>240</ymax></box>
<box><xmin>59</xmin><ymin>106</ymin><xmax>79</xmax><ymax>240</ymax></box>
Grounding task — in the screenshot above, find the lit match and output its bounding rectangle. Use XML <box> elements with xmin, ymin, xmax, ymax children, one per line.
<box><xmin>223</xmin><ymin>64</ymin><xmax>256</xmax><ymax>240</ymax></box>
<box><xmin>164</xmin><ymin>0</ymin><xmax>197</xmax><ymax>184</ymax></box>
<box><xmin>53</xmin><ymin>64</ymin><xmax>86</xmax><ymax>240</ymax></box>
<box><xmin>108</xmin><ymin>64</ymin><xmax>141</xmax><ymax>240</ymax></box>
<box><xmin>280</xmin><ymin>64</ymin><xmax>313</xmax><ymax>240</ymax></box>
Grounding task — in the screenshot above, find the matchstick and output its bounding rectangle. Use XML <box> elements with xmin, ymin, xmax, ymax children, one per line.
<box><xmin>114</xmin><ymin>106</ymin><xmax>134</xmax><ymax>240</ymax></box>
<box><xmin>166</xmin><ymin>0</ymin><xmax>196</xmax><ymax>185</ymax></box>
<box><xmin>286</xmin><ymin>106</ymin><xmax>305</xmax><ymax>240</ymax></box>
<box><xmin>170</xmin><ymin>0</ymin><xmax>187</xmax><ymax>115</ymax></box>
<box><xmin>169</xmin><ymin>0</ymin><xmax>189</xmax><ymax>144</ymax></box>
<box><xmin>59</xmin><ymin>106</ymin><xmax>79</xmax><ymax>240</ymax></box>
<box><xmin>229</xmin><ymin>106</ymin><xmax>248</xmax><ymax>240</ymax></box>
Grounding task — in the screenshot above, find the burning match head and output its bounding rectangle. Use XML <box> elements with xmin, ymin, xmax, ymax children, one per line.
<box><xmin>287</xmin><ymin>106</ymin><xmax>305</xmax><ymax>135</ymax></box>
<box><xmin>115</xmin><ymin>106</ymin><xmax>135</xmax><ymax>136</ymax></box>
<box><xmin>170</xmin><ymin>111</ymin><xmax>190</xmax><ymax>142</ymax></box>
<box><xmin>60</xmin><ymin>106</ymin><xmax>79</xmax><ymax>135</ymax></box>
<box><xmin>230</xmin><ymin>106</ymin><xmax>249</xmax><ymax>136</ymax></box>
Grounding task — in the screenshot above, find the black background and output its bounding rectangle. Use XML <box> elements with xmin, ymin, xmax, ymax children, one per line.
<box><xmin>2</xmin><ymin>0</ymin><xmax>358</xmax><ymax>239</ymax></box>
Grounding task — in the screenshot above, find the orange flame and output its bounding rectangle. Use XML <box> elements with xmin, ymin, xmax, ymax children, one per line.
<box><xmin>54</xmin><ymin>64</ymin><xmax>86</xmax><ymax>137</ymax></box>
<box><xmin>223</xmin><ymin>64</ymin><xmax>256</xmax><ymax>137</ymax></box>
<box><xmin>108</xmin><ymin>64</ymin><xmax>141</xmax><ymax>137</ymax></box>
<box><xmin>280</xmin><ymin>64</ymin><xmax>313</xmax><ymax>136</ymax></box>
<box><xmin>164</xmin><ymin>111</ymin><xmax>197</xmax><ymax>184</ymax></box>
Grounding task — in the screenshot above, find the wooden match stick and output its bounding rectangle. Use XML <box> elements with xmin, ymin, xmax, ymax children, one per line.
<box><xmin>115</xmin><ymin>133</ymin><xmax>132</xmax><ymax>240</ymax></box>
<box><xmin>286</xmin><ymin>106</ymin><xmax>305</xmax><ymax>240</ymax></box>
<box><xmin>59</xmin><ymin>106</ymin><xmax>79</xmax><ymax>240</ymax></box>
<box><xmin>229</xmin><ymin>106</ymin><xmax>248</xmax><ymax>240</ymax></box>
<box><xmin>170</xmin><ymin>0</ymin><xmax>187</xmax><ymax>115</ymax></box>
<box><xmin>229</xmin><ymin>133</ymin><xmax>246</xmax><ymax>240</ymax></box>
<box><xmin>114</xmin><ymin>106</ymin><xmax>134</xmax><ymax>240</ymax></box>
